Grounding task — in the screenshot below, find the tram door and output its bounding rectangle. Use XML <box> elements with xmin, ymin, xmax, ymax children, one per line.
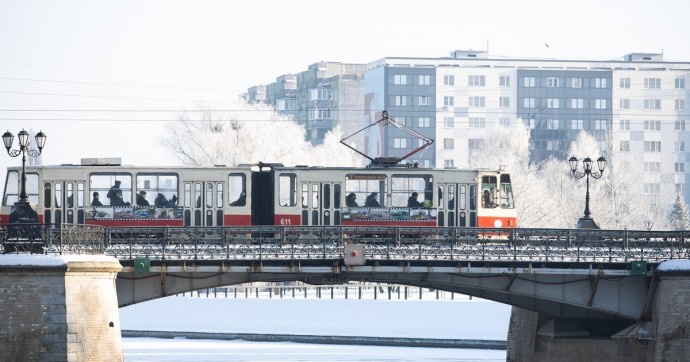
<box><xmin>437</xmin><ymin>183</ymin><xmax>477</xmax><ymax>227</ymax></box>
<box><xmin>184</xmin><ymin>182</ymin><xmax>223</xmax><ymax>227</ymax></box>
<box><xmin>300</xmin><ymin>182</ymin><xmax>342</xmax><ymax>226</ymax></box>
<box><xmin>44</xmin><ymin>181</ymin><xmax>85</xmax><ymax>225</ymax></box>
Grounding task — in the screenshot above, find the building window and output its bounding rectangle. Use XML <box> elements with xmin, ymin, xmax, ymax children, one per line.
<box><xmin>676</xmin><ymin>99</ymin><xmax>685</xmax><ymax>111</ymax></box>
<box><xmin>644</xmin><ymin>78</ymin><xmax>661</xmax><ymax>89</ymax></box>
<box><xmin>676</xmin><ymin>141</ymin><xmax>686</xmax><ymax>152</ymax></box>
<box><xmin>523</xmin><ymin>98</ymin><xmax>536</xmax><ymax>108</ymax></box>
<box><xmin>418</xmin><ymin>96</ymin><xmax>430</xmax><ymax>106</ymax></box>
<box><xmin>570</xmin><ymin>77</ymin><xmax>582</xmax><ymax>88</ymax></box>
<box><xmin>443</xmin><ymin>138</ymin><xmax>454</xmax><ymax>149</ymax></box>
<box><xmin>620</xmin><ymin>119</ymin><xmax>630</xmax><ymax>130</ymax></box>
<box><xmin>644</xmin><ymin>120</ymin><xmax>661</xmax><ymax>130</ymax></box>
<box><xmin>620</xmin><ymin>99</ymin><xmax>630</xmax><ymax>109</ymax></box>
<box><xmin>644</xmin><ymin>162</ymin><xmax>661</xmax><ymax>173</ymax></box>
<box><xmin>394</xmin><ymin>116</ymin><xmax>406</xmax><ymax>126</ymax></box>
<box><xmin>620</xmin><ymin>141</ymin><xmax>630</xmax><ymax>151</ymax></box>
<box><xmin>676</xmin><ymin>183</ymin><xmax>685</xmax><ymax>194</ymax></box>
<box><xmin>443</xmin><ymin>75</ymin><xmax>454</xmax><ymax>86</ymax></box>
<box><xmin>644</xmin><ymin>141</ymin><xmax>661</xmax><ymax>152</ymax></box>
<box><xmin>644</xmin><ymin>183</ymin><xmax>661</xmax><ymax>194</ymax></box>
<box><xmin>419</xmin><ymin>75</ymin><xmax>431</xmax><ymax>85</ymax></box>
<box><xmin>444</xmin><ymin>159</ymin><xmax>455</xmax><ymax>168</ymax></box>
<box><xmin>676</xmin><ymin>78</ymin><xmax>686</xmax><ymax>89</ymax></box>
<box><xmin>676</xmin><ymin>163</ymin><xmax>685</xmax><ymax>173</ymax></box>
<box><xmin>393</xmin><ymin>138</ymin><xmax>407</xmax><ymax>148</ymax></box>
<box><xmin>525</xmin><ymin>118</ymin><xmax>536</xmax><ymax>129</ymax></box>
<box><xmin>523</xmin><ymin>77</ymin><xmax>536</xmax><ymax>87</ymax></box>
<box><xmin>499</xmin><ymin>97</ymin><xmax>510</xmax><ymax>108</ymax></box>
<box><xmin>500</xmin><ymin>76</ymin><xmax>510</xmax><ymax>87</ymax></box>
<box><xmin>571</xmin><ymin>99</ymin><xmax>584</xmax><ymax>109</ymax></box>
<box><xmin>595</xmin><ymin>78</ymin><xmax>608</xmax><ymax>88</ymax></box>
<box><xmin>418</xmin><ymin>117</ymin><xmax>430</xmax><ymax>127</ymax></box>
<box><xmin>443</xmin><ymin>96</ymin><xmax>454</xmax><ymax>107</ymax></box>
<box><xmin>468</xmin><ymin>75</ymin><xmax>485</xmax><ymax>86</ymax></box>
<box><xmin>394</xmin><ymin>74</ymin><xmax>407</xmax><ymax>85</ymax></box>
<box><xmin>644</xmin><ymin>99</ymin><xmax>661</xmax><ymax>110</ymax></box>
<box><xmin>468</xmin><ymin>139</ymin><xmax>484</xmax><ymax>150</ymax></box>
<box><xmin>469</xmin><ymin>96</ymin><xmax>485</xmax><ymax>107</ymax></box>
<box><xmin>443</xmin><ymin>117</ymin><xmax>454</xmax><ymax>128</ymax></box>
<box><xmin>676</xmin><ymin>120</ymin><xmax>686</xmax><ymax>130</ymax></box>
<box><xmin>594</xmin><ymin>120</ymin><xmax>608</xmax><ymax>130</ymax></box>
<box><xmin>546</xmin><ymin>98</ymin><xmax>560</xmax><ymax>108</ymax></box>
<box><xmin>546</xmin><ymin>119</ymin><xmax>559</xmax><ymax>129</ymax></box>
<box><xmin>572</xmin><ymin>119</ymin><xmax>584</xmax><ymax>130</ymax></box>
<box><xmin>594</xmin><ymin>99</ymin><xmax>607</xmax><ymax>109</ymax></box>
<box><xmin>469</xmin><ymin>117</ymin><xmax>486</xmax><ymax>128</ymax></box>
<box><xmin>547</xmin><ymin>77</ymin><xmax>560</xmax><ymax>87</ymax></box>
<box><xmin>395</xmin><ymin>95</ymin><xmax>408</xmax><ymax>106</ymax></box>
<box><xmin>620</xmin><ymin>78</ymin><xmax>631</xmax><ymax>89</ymax></box>
<box><xmin>500</xmin><ymin>118</ymin><xmax>510</xmax><ymax>127</ymax></box>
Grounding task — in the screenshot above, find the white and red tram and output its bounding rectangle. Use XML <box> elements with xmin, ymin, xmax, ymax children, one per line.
<box><xmin>1</xmin><ymin>158</ymin><xmax>517</xmax><ymax>229</ymax></box>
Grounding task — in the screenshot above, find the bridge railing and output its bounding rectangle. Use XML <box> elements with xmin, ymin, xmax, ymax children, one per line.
<box><xmin>2</xmin><ymin>224</ymin><xmax>687</xmax><ymax>263</ymax></box>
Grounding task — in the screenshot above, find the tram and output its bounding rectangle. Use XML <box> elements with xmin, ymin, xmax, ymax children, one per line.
<box><xmin>1</xmin><ymin>158</ymin><xmax>517</xmax><ymax>229</ymax></box>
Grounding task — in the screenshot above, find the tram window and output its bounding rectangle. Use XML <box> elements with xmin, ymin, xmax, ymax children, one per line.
<box><xmin>481</xmin><ymin>176</ymin><xmax>498</xmax><ymax>208</ymax></box>
<box><xmin>55</xmin><ymin>183</ymin><xmax>62</xmax><ymax>208</ymax></box>
<box><xmin>44</xmin><ymin>183</ymin><xmax>51</xmax><ymax>208</ymax></box>
<box><xmin>3</xmin><ymin>171</ymin><xmax>39</xmax><ymax>206</ymax></box>
<box><xmin>459</xmin><ymin>185</ymin><xmax>465</xmax><ymax>210</ymax></box>
<box><xmin>136</xmin><ymin>174</ymin><xmax>178</xmax><ymax>207</ymax></box>
<box><xmin>312</xmin><ymin>184</ymin><xmax>319</xmax><ymax>208</ymax></box>
<box><xmin>500</xmin><ymin>174</ymin><xmax>515</xmax><ymax>209</ymax></box>
<box><xmin>216</xmin><ymin>183</ymin><xmax>223</xmax><ymax>208</ymax></box>
<box><xmin>323</xmin><ymin>184</ymin><xmax>330</xmax><ymax>209</ymax></box>
<box><xmin>205</xmin><ymin>183</ymin><xmax>213</xmax><ymax>207</ymax></box>
<box><xmin>195</xmin><ymin>183</ymin><xmax>202</xmax><ymax>207</ymax></box>
<box><xmin>438</xmin><ymin>185</ymin><xmax>444</xmax><ymax>210</ymax></box>
<box><xmin>279</xmin><ymin>173</ymin><xmax>297</xmax><ymax>207</ymax></box>
<box><xmin>469</xmin><ymin>185</ymin><xmax>477</xmax><ymax>210</ymax></box>
<box><xmin>391</xmin><ymin>175</ymin><xmax>432</xmax><ymax>207</ymax></box>
<box><xmin>228</xmin><ymin>174</ymin><xmax>246</xmax><ymax>206</ymax></box>
<box><xmin>66</xmin><ymin>183</ymin><xmax>74</xmax><ymax>208</ymax></box>
<box><xmin>345</xmin><ymin>174</ymin><xmax>387</xmax><ymax>207</ymax></box>
<box><xmin>301</xmin><ymin>184</ymin><xmax>308</xmax><ymax>208</ymax></box>
<box><xmin>184</xmin><ymin>183</ymin><xmax>191</xmax><ymax>208</ymax></box>
<box><xmin>89</xmin><ymin>174</ymin><xmax>132</xmax><ymax>206</ymax></box>
<box><xmin>333</xmin><ymin>184</ymin><xmax>341</xmax><ymax>209</ymax></box>
<box><xmin>77</xmin><ymin>183</ymin><xmax>84</xmax><ymax>207</ymax></box>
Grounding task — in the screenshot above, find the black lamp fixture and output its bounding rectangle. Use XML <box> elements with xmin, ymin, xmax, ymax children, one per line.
<box><xmin>569</xmin><ymin>155</ymin><xmax>606</xmax><ymax>229</ymax></box>
<box><xmin>2</xmin><ymin>129</ymin><xmax>47</xmax><ymax>224</ymax></box>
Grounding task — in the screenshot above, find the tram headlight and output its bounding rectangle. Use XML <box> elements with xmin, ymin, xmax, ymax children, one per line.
<box><xmin>494</xmin><ymin>219</ymin><xmax>503</xmax><ymax>228</ymax></box>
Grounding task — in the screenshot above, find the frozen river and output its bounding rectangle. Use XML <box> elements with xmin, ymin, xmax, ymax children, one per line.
<box><xmin>120</xmin><ymin>288</ymin><xmax>511</xmax><ymax>361</ymax></box>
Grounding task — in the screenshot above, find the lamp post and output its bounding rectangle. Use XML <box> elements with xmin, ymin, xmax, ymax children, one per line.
<box><xmin>568</xmin><ymin>156</ymin><xmax>606</xmax><ymax>229</ymax></box>
<box><xmin>2</xmin><ymin>129</ymin><xmax>47</xmax><ymax>224</ymax></box>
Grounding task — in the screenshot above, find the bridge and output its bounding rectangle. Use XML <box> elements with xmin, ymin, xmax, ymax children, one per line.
<box><xmin>1</xmin><ymin>224</ymin><xmax>689</xmax><ymax>361</ymax></box>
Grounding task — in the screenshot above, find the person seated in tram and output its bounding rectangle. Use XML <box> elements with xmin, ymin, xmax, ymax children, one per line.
<box><xmin>110</xmin><ymin>190</ymin><xmax>130</xmax><ymax>206</ymax></box>
<box><xmin>91</xmin><ymin>192</ymin><xmax>103</xmax><ymax>206</ymax></box>
<box><xmin>407</xmin><ymin>192</ymin><xmax>423</xmax><ymax>207</ymax></box>
<box><xmin>136</xmin><ymin>191</ymin><xmax>150</xmax><ymax>206</ymax></box>
<box><xmin>365</xmin><ymin>192</ymin><xmax>380</xmax><ymax>207</ymax></box>
<box><xmin>346</xmin><ymin>192</ymin><xmax>358</xmax><ymax>207</ymax></box>
<box><xmin>155</xmin><ymin>193</ymin><xmax>168</xmax><ymax>208</ymax></box>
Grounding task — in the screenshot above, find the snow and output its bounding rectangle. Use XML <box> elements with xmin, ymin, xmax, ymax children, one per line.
<box><xmin>657</xmin><ymin>259</ymin><xmax>690</xmax><ymax>271</ymax></box>
<box><xmin>0</xmin><ymin>254</ymin><xmax>118</xmax><ymax>266</ymax></box>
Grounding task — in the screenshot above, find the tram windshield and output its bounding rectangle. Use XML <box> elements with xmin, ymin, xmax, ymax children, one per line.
<box><xmin>3</xmin><ymin>170</ymin><xmax>39</xmax><ymax>206</ymax></box>
<box><xmin>481</xmin><ymin>174</ymin><xmax>515</xmax><ymax>209</ymax></box>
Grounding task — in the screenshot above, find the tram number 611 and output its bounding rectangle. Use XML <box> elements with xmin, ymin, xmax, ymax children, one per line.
<box><xmin>280</xmin><ymin>218</ymin><xmax>292</xmax><ymax>225</ymax></box>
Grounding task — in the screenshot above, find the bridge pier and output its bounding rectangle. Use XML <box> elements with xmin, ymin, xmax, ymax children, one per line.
<box><xmin>507</xmin><ymin>268</ymin><xmax>690</xmax><ymax>362</ymax></box>
<box><xmin>0</xmin><ymin>255</ymin><xmax>123</xmax><ymax>362</ymax></box>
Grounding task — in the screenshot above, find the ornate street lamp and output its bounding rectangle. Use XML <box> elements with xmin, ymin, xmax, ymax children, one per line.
<box><xmin>569</xmin><ymin>155</ymin><xmax>606</xmax><ymax>229</ymax></box>
<box><xmin>2</xmin><ymin>129</ymin><xmax>47</xmax><ymax>224</ymax></box>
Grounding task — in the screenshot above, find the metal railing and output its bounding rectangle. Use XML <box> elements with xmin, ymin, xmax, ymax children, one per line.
<box><xmin>2</xmin><ymin>224</ymin><xmax>688</xmax><ymax>264</ymax></box>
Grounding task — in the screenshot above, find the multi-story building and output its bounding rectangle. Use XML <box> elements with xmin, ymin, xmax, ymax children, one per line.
<box><xmin>248</xmin><ymin>51</ymin><xmax>690</xmax><ymax>206</ymax></box>
<box><xmin>246</xmin><ymin>62</ymin><xmax>365</xmax><ymax>146</ymax></box>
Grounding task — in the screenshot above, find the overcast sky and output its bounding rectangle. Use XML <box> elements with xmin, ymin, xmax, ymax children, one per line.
<box><xmin>1</xmin><ymin>0</ymin><xmax>688</xmax><ymax>180</ymax></box>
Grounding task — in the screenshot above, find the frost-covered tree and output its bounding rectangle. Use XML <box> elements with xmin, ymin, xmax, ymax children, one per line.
<box><xmin>669</xmin><ymin>193</ymin><xmax>690</xmax><ymax>230</ymax></box>
<box><xmin>162</xmin><ymin>101</ymin><xmax>364</xmax><ymax>167</ymax></box>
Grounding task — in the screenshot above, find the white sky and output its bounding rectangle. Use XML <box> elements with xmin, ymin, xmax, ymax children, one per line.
<box><xmin>1</xmin><ymin>0</ymin><xmax>689</xmax><ymax>186</ymax></box>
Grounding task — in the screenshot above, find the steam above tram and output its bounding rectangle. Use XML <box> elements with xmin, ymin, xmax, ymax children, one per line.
<box><xmin>1</xmin><ymin>158</ymin><xmax>517</xmax><ymax>229</ymax></box>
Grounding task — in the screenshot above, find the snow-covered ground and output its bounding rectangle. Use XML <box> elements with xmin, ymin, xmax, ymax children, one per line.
<box><xmin>120</xmin><ymin>290</ymin><xmax>511</xmax><ymax>361</ymax></box>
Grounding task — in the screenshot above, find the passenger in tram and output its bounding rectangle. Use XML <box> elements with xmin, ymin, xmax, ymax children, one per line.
<box><xmin>483</xmin><ymin>190</ymin><xmax>493</xmax><ymax>208</ymax></box>
<box><xmin>106</xmin><ymin>180</ymin><xmax>122</xmax><ymax>205</ymax></box>
<box><xmin>136</xmin><ymin>191</ymin><xmax>150</xmax><ymax>206</ymax></box>
<box><xmin>168</xmin><ymin>194</ymin><xmax>178</xmax><ymax>207</ymax></box>
<box><xmin>407</xmin><ymin>192</ymin><xmax>423</xmax><ymax>207</ymax></box>
<box><xmin>230</xmin><ymin>192</ymin><xmax>246</xmax><ymax>206</ymax></box>
<box><xmin>154</xmin><ymin>193</ymin><xmax>168</xmax><ymax>207</ymax></box>
<box><xmin>365</xmin><ymin>192</ymin><xmax>380</xmax><ymax>207</ymax></box>
<box><xmin>110</xmin><ymin>190</ymin><xmax>130</xmax><ymax>206</ymax></box>
<box><xmin>91</xmin><ymin>192</ymin><xmax>103</xmax><ymax>206</ymax></box>
<box><xmin>346</xmin><ymin>192</ymin><xmax>358</xmax><ymax>207</ymax></box>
